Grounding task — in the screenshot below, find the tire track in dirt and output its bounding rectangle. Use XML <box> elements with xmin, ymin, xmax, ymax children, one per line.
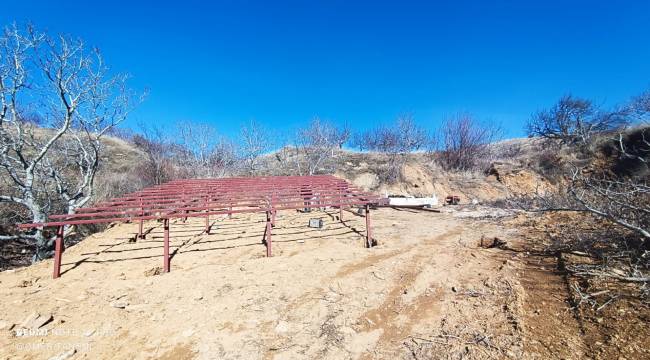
<box><xmin>352</xmin><ymin>226</ymin><xmax>464</xmax><ymax>358</ymax></box>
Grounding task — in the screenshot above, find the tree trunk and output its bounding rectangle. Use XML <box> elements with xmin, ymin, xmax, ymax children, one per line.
<box><xmin>31</xmin><ymin>212</ymin><xmax>53</xmax><ymax>262</ymax></box>
<box><xmin>26</xmin><ymin>199</ymin><xmax>53</xmax><ymax>262</ymax></box>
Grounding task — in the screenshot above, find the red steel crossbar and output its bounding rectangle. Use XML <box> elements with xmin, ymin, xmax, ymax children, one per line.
<box><xmin>17</xmin><ymin>175</ymin><xmax>384</xmax><ymax>278</ymax></box>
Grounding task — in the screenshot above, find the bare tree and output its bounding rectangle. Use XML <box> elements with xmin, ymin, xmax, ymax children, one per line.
<box><xmin>209</xmin><ymin>137</ymin><xmax>238</xmax><ymax>177</ymax></box>
<box><xmin>294</xmin><ymin>117</ymin><xmax>347</xmax><ymax>175</ymax></box>
<box><xmin>355</xmin><ymin>114</ymin><xmax>430</xmax><ymax>182</ymax></box>
<box><xmin>336</xmin><ymin>121</ymin><xmax>351</xmax><ymax>150</ymax></box>
<box><xmin>132</xmin><ymin>124</ymin><xmax>175</xmax><ymax>185</ymax></box>
<box><xmin>439</xmin><ymin>113</ymin><xmax>500</xmax><ymax>171</ymax></box>
<box><xmin>629</xmin><ymin>90</ymin><xmax>650</xmax><ymax>123</ymax></box>
<box><xmin>135</xmin><ymin>121</ymin><xmax>238</xmax><ymax>180</ymax></box>
<box><xmin>239</xmin><ymin>119</ymin><xmax>271</xmax><ymax>175</ymax></box>
<box><xmin>0</xmin><ymin>24</ymin><xmax>143</xmax><ymax>259</ymax></box>
<box><xmin>526</xmin><ymin>94</ymin><xmax>626</xmax><ymax>145</ymax></box>
<box><xmin>568</xmin><ymin>168</ymin><xmax>649</xmax><ymax>242</ymax></box>
<box><xmin>176</xmin><ymin>121</ymin><xmax>238</xmax><ymax>178</ymax></box>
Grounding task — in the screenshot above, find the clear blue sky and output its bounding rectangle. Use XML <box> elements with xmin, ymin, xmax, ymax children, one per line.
<box><xmin>3</xmin><ymin>1</ymin><xmax>650</xmax><ymax>139</ymax></box>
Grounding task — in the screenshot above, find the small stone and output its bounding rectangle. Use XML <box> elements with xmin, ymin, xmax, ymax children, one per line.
<box><xmin>83</xmin><ymin>329</ymin><xmax>95</xmax><ymax>337</ymax></box>
<box><xmin>110</xmin><ymin>300</ymin><xmax>128</xmax><ymax>309</ymax></box>
<box><xmin>451</xmin><ymin>286</ymin><xmax>458</xmax><ymax>292</ymax></box>
<box><xmin>144</xmin><ymin>267</ymin><xmax>162</xmax><ymax>277</ymax></box>
<box><xmin>20</xmin><ymin>312</ymin><xmax>38</xmax><ymax>327</ymax></box>
<box><xmin>182</xmin><ymin>329</ymin><xmax>195</xmax><ymax>337</ymax></box>
<box><xmin>21</xmin><ymin>312</ymin><xmax>53</xmax><ymax>329</ymax></box>
<box><xmin>274</xmin><ymin>321</ymin><xmax>289</xmax><ymax>334</ymax></box>
<box><xmin>0</xmin><ymin>320</ymin><xmax>15</xmax><ymax>331</ymax></box>
<box><xmin>125</xmin><ymin>304</ymin><xmax>148</xmax><ymax>312</ymax></box>
<box><xmin>48</xmin><ymin>348</ymin><xmax>76</xmax><ymax>360</ymax></box>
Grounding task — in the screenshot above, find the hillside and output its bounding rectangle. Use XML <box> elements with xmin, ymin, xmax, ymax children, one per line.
<box><xmin>1</xmin><ymin>130</ymin><xmax>648</xmax><ymax>359</ymax></box>
<box><xmin>98</xmin><ymin>135</ymin><xmax>550</xmax><ymax>205</ymax></box>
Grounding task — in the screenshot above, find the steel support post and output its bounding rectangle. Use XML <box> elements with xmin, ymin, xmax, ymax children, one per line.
<box><xmin>163</xmin><ymin>218</ymin><xmax>170</xmax><ymax>272</ymax></box>
<box><xmin>266</xmin><ymin>211</ymin><xmax>272</xmax><ymax>257</ymax></box>
<box><xmin>52</xmin><ymin>225</ymin><xmax>64</xmax><ymax>279</ymax></box>
<box><xmin>365</xmin><ymin>204</ymin><xmax>372</xmax><ymax>248</ymax></box>
<box><xmin>138</xmin><ymin>197</ymin><xmax>145</xmax><ymax>239</ymax></box>
<box><xmin>205</xmin><ymin>198</ymin><xmax>210</xmax><ymax>234</ymax></box>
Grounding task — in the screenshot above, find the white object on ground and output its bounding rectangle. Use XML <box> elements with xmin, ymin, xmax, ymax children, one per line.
<box><xmin>387</xmin><ymin>195</ymin><xmax>438</xmax><ymax>207</ymax></box>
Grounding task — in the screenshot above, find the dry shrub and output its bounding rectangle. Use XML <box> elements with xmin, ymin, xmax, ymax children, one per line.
<box><xmin>438</xmin><ymin>113</ymin><xmax>501</xmax><ymax>172</ymax></box>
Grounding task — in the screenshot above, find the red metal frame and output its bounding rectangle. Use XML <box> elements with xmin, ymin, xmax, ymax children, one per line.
<box><xmin>18</xmin><ymin>175</ymin><xmax>385</xmax><ymax>279</ymax></box>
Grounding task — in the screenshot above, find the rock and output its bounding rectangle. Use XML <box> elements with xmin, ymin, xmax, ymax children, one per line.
<box><xmin>125</xmin><ymin>304</ymin><xmax>148</xmax><ymax>312</ymax></box>
<box><xmin>21</xmin><ymin>312</ymin><xmax>53</xmax><ymax>329</ymax></box>
<box><xmin>274</xmin><ymin>321</ymin><xmax>290</xmax><ymax>334</ymax></box>
<box><xmin>144</xmin><ymin>267</ymin><xmax>163</xmax><ymax>277</ymax></box>
<box><xmin>18</xmin><ymin>279</ymin><xmax>33</xmax><ymax>287</ymax></box>
<box><xmin>110</xmin><ymin>300</ymin><xmax>129</xmax><ymax>309</ymax></box>
<box><xmin>193</xmin><ymin>293</ymin><xmax>204</xmax><ymax>301</ymax></box>
<box><xmin>48</xmin><ymin>348</ymin><xmax>76</xmax><ymax>360</ymax></box>
<box><xmin>0</xmin><ymin>320</ymin><xmax>14</xmax><ymax>331</ymax></box>
<box><xmin>451</xmin><ymin>286</ymin><xmax>458</xmax><ymax>292</ymax></box>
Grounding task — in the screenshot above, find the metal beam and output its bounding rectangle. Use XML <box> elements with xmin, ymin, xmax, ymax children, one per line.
<box><xmin>16</xmin><ymin>175</ymin><xmax>385</xmax><ymax>278</ymax></box>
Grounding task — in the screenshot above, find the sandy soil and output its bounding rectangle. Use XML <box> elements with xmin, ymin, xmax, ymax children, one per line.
<box><xmin>0</xmin><ymin>206</ymin><xmax>641</xmax><ymax>359</ymax></box>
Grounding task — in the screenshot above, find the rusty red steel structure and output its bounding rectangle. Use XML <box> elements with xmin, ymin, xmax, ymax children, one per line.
<box><xmin>18</xmin><ymin>175</ymin><xmax>385</xmax><ymax>279</ymax></box>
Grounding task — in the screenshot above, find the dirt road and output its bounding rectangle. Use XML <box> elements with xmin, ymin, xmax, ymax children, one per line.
<box><xmin>0</xmin><ymin>207</ymin><xmax>591</xmax><ymax>359</ymax></box>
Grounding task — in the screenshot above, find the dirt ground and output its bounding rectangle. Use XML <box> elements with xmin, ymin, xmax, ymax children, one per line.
<box><xmin>0</xmin><ymin>206</ymin><xmax>647</xmax><ymax>359</ymax></box>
